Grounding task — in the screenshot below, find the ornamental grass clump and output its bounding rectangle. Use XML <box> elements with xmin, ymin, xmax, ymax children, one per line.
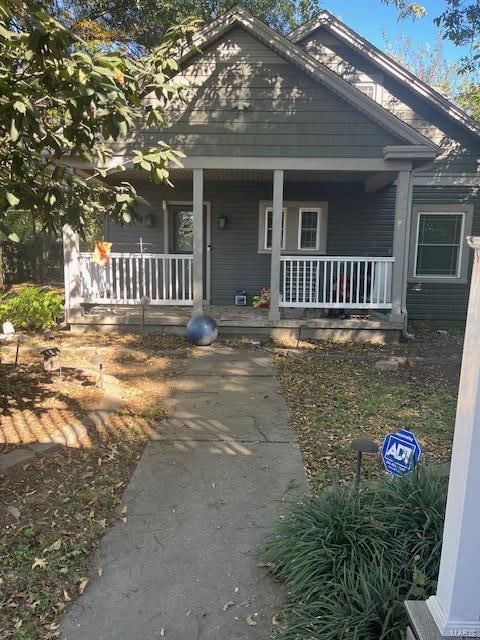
<box><xmin>265</xmin><ymin>466</ymin><xmax>447</xmax><ymax>640</ymax></box>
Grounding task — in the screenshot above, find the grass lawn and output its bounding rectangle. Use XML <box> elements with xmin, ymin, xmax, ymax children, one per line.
<box><xmin>0</xmin><ymin>331</ymin><xmax>189</xmax><ymax>639</ymax></box>
<box><xmin>274</xmin><ymin>328</ymin><xmax>462</xmax><ymax>489</ymax></box>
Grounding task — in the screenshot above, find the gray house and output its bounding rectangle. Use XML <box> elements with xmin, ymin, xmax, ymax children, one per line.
<box><xmin>64</xmin><ymin>6</ymin><xmax>480</xmax><ymax>340</ymax></box>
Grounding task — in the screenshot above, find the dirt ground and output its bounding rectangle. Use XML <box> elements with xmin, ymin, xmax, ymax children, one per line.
<box><xmin>274</xmin><ymin>326</ymin><xmax>463</xmax><ymax>488</ymax></box>
<box><xmin>0</xmin><ymin>330</ymin><xmax>190</xmax><ymax>640</ymax></box>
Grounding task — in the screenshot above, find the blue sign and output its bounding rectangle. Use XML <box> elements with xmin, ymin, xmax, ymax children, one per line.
<box><xmin>381</xmin><ymin>429</ymin><xmax>422</xmax><ymax>476</ymax></box>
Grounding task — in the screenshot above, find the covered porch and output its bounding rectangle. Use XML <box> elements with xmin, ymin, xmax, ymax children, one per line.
<box><xmin>63</xmin><ymin>156</ymin><xmax>425</xmax><ymax>340</ymax></box>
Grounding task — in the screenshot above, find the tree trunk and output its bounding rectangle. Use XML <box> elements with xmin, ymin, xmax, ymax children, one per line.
<box><xmin>31</xmin><ymin>213</ymin><xmax>37</xmax><ymax>282</ymax></box>
<box><xmin>0</xmin><ymin>242</ymin><xmax>4</xmax><ymax>291</ymax></box>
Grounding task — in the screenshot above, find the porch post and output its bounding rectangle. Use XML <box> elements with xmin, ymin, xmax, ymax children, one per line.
<box><xmin>422</xmin><ymin>237</ymin><xmax>480</xmax><ymax>637</ymax></box>
<box><xmin>192</xmin><ymin>168</ymin><xmax>204</xmax><ymax>314</ymax></box>
<box><xmin>269</xmin><ymin>169</ymin><xmax>284</xmax><ymax>322</ymax></box>
<box><xmin>390</xmin><ymin>169</ymin><xmax>412</xmax><ymax>324</ymax></box>
<box><xmin>62</xmin><ymin>224</ymin><xmax>81</xmax><ymax>321</ymax></box>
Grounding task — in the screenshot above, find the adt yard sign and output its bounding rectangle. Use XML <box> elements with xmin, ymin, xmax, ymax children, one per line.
<box><xmin>381</xmin><ymin>429</ymin><xmax>422</xmax><ymax>476</ymax></box>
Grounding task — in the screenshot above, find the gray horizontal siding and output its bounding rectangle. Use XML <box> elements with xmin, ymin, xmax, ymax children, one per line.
<box><xmin>299</xmin><ymin>29</ymin><xmax>480</xmax><ymax>176</ymax></box>
<box><xmin>407</xmin><ymin>186</ymin><xmax>480</xmax><ymax>320</ymax></box>
<box><xmin>125</xmin><ymin>26</ymin><xmax>402</xmax><ymax>159</ymax></box>
<box><xmin>104</xmin><ymin>179</ymin><xmax>397</xmax><ymax>306</ymax></box>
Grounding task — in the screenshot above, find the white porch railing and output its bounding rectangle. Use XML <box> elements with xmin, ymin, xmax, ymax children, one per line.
<box><xmin>77</xmin><ymin>252</ymin><xmax>193</xmax><ymax>305</ymax></box>
<box><xmin>280</xmin><ymin>256</ymin><xmax>394</xmax><ymax>309</ymax></box>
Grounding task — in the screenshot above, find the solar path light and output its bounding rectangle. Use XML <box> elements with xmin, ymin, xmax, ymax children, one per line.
<box><xmin>350</xmin><ymin>437</ymin><xmax>378</xmax><ymax>486</ymax></box>
<box><xmin>41</xmin><ymin>347</ymin><xmax>61</xmax><ymax>372</ymax></box>
<box><xmin>90</xmin><ymin>354</ymin><xmax>105</xmax><ymax>390</ymax></box>
<box><xmin>140</xmin><ymin>296</ymin><xmax>151</xmax><ymax>334</ymax></box>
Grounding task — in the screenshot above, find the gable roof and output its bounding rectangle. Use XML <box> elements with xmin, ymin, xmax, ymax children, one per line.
<box><xmin>288</xmin><ymin>10</ymin><xmax>480</xmax><ymax>143</ymax></box>
<box><xmin>177</xmin><ymin>5</ymin><xmax>438</xmax><ymax>159</ymax></box>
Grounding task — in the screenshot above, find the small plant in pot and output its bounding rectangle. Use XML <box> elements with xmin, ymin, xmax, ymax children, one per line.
<box><xmin>252</xmin><ymin>288</ymin><xmax>270</xmax><ymax>309</ymax></box>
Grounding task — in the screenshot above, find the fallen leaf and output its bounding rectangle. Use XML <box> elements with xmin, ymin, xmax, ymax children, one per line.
<box><xmin>97</xmin><ymin>567</ymin><xmax>103</xmax><ymax>576</ymax></box>
<box><xmin>63</xmin><ymin>590</ymin><xmax>71</xmax><ymax>602</ymax></box>
<box><xmin>121</xmin><ymin>505</ymin><xmax>128</xmax><ymax>514</ymax></box>
<box><xmin>256</xmin><ymin>561</ymin><xmax>274</xmax><ymax>568</ymax></box>
<box><xmin>246</xmin><ymin>615</ymin><xmax>257</xmax><ymax>626</ymax></box>
<box><xmin>7</xmin><ymin>506</ymin><xmax>20</xmax><ymax>520</ymax></box>
<box><xmin>78</xmin><ymin>578</ymin><xmax>89</xmax><ymax>594</ymax></box>
<box><xmin>223</xmin><ymin>601</ymin><xmax>235</xmax><ymax>611</ymax></box>
<box><xmin>45</xmin><ymin>539</ymin><xmax>61</xmax><ymax>552</ymax></box>
<box><xmin>32</xmin><ymin>558</ymin><xmax>47</xmax><ymax>570</ymax></box>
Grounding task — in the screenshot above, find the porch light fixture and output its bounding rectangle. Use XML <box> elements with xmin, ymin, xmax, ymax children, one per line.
<box><xmin>218</xmin><ymin>215</ymin><xmax>227</xmax><ymax>230</ymax></box>
<box><xmin>143</xmin><ymin>213</ymin><xmax>154</xmax><ymax>228</ymax></box>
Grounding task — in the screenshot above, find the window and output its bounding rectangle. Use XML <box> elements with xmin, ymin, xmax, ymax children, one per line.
<box><xmin>298</xmin><ymin>208</ymin><xmax>320</xmax><ymax>250</ymax></box>
<box><xmin>354</xmin><ymin>81</ymin><xmax>377</xmax><ymax>101</ymax></box>
<box><xmin>264</xmin><ymin>207</ymin><xmax>286</xmax><ymax>250</ymax></box>
<box><xmin>259</xmin><ymin>201</ymin><xmax>328</xmax><ymax>253</ymax></box>
<box><xmin>414</xmin><ymin>212</ymin><xmax>464</xmax><ymax>278</ymax></box>
<box><xmin>173</xmin><ymin>208</ymin><xmax>193</xmax><ymax>253</ymax></box>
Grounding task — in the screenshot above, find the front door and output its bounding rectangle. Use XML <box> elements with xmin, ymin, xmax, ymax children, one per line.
<box><xmin>170</xmin><ymin>204</ymin><xmax>210</xmax><ymax>303</ymax></box>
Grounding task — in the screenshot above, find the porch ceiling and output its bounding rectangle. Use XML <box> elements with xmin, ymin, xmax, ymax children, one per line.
<box><xmin>114</xmin><ymin>167</ymin><xmax>380</xmax><ymax>183</ymax></box>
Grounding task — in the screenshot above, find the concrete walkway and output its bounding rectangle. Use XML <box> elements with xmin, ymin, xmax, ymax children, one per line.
<box><xmin>60</xmin><ymin>346</ymin><xmax>307</xmax><ymax>640</ymax></box>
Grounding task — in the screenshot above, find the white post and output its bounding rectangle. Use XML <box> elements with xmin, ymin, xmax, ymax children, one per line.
<box><xmin>426</xmin><ymin>236</ymin><xmax>480</xmax><ymax>637</ymax></box>
<box><xmin>192</xmin><ymin>168</ymin><xmax>204</xmax><ymax>314</ymax></box>
<box><xmin>62</xmin><ymin>224</ymin><xmax>81</xmax><ymax>321</ymax></box>
<box><xmin>390</xmin><ymin>169</ymin><xmax>412</xmax><ymax>324</ymax></box>
<box><xmin>269</xmin><ymin>169</ymin><xmax>284</xmax><ymax>322</ymax></box>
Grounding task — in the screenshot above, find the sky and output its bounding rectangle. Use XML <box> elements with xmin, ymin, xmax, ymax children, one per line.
<box><xmin>323</xmin><ymin>0</ymin><xmax>469</xmax><ymax>66</ymax></box>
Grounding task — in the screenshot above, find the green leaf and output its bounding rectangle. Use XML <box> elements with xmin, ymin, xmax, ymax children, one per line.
<box><xmin>13</xmin><ymin>100</ymin><xmax>26</xmax><ymax>114</ymax></box>
<box><xmin>6</xmin><ymin>192</ymin><xmax>19</xmax><ymax>206</ymax></box>
<box><xmin>9</xmin><ymin>119</ymin><xmax>19</xmax><ymax>142</ymax></box>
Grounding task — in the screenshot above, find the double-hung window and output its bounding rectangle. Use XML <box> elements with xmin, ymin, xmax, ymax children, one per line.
<box><xmin>410</xmin><ymin>205</ymin><xmax>473</xmax><ymax>282</ymax></box>
<box><xmin>259</xmin><ymin>201</ymin><xmax>327</xmax><ymax>253</ymax></box>
<box><xmin>264</xmin><ymin>207</ymin><xmax>286</xmax><ymax>250</ymax></box>
<box><xmin>298</xmin><ymin>208</ymin><xmax>321</xmax><ymax>250</ymax></box>
<box><xmin>414</xmin><ymin>212</ymin><xmax>464</xmax><ymax>278</ymax></box>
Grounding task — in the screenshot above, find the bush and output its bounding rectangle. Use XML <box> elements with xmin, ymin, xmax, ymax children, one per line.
<box><xmin>265</xmin><ymin>467</ymin><xmax>447</xmax><ymax>640</ymax></box>
<box><xmin>0</xmin><ymin>286</ymin><xmax>63</xmax><ymax>331</ymax></box>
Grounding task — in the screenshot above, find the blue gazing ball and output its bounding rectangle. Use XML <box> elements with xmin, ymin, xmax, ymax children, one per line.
<box><xmin>186</xmin><ymin>314</ymin><xmax>218</xmax><ymax>346</ymax></box>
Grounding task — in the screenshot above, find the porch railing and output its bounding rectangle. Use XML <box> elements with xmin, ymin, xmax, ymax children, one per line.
<box><xmin>77</xmin><ymin>252</ymin><xmax>193</xmax><ymax>305</ymax></box>
<box><xmin>280</xmin><ymin>256</ymin><xmax>394</xmax><ymax>309</ymax></box>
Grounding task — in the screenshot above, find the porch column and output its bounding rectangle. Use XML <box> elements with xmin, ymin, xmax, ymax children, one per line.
<box><xmin>423</xmin><ymin>237</ymin><xmax>480</xmax><ymax>637</ymax></box>
<box><xmin>62</xmin><ymin>224</ymin><xmax>81</xmax><ymax>321</ymax></box>
<box><xmin>192</xmin><ymin>168</ymin><xmax>204</xmax><ymax>314</ymax></box>
<box><xmin>269</xmin><ymin>169</ymin><xmax>284</xmax><ymax>322</ymax></box>
<box><xmin>390</xmin><ymin>169</ymin><xmax>412</xmax><ymax>324</ymax></box>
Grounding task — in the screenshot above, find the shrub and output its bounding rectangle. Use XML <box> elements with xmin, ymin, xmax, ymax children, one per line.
<box><xmin>0</xmin><ymin>286</ymin><xmax>63</xmax><ymax>331</ymax></box>
<box><xmin>265</xmin><ymin>466</ymin><xmax>448</xmax><ymax>640</ymax></box>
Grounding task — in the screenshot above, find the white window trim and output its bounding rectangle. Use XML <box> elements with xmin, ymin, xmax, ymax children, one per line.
<box><xmin>408</xmin><ymin>204</ymin><xmax>474</xmax><ymax>284</ymax></box>
<box><xmin>264</xmin><ymin>207</ymin><xmax>287</xmax><ymax>250</ymax></box>
<box><xmin>297</xmin><ymin>208</ymin><xmax>321</xmax><ymax>251</ymax></box>
<box><xmin>351</xmin><ymin>74</ymin><xmax>383</xmax><ymax>104</ymax></box>
<box><xmin>413</xmin><ymin>211</ymin><xmax>465</xmax><ymax>279</ymax></box>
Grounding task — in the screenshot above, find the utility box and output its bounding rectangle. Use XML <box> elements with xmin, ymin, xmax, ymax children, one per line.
<box><xmin>234</xmin><ymin>289</ymin><xmax>247</xmax><ymax>306</ymax></box>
